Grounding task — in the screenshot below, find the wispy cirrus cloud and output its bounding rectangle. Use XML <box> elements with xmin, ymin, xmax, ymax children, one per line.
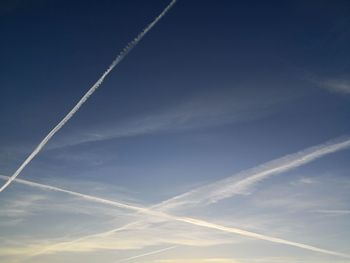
<box><xmin>314</xmin><ymin>209</ymin><xmax>350</xmax><ymax>215</ymax></box>
<box><xmin>0</xmin><ymin>220</ymin><xmax>238</xmax><ymax>258</ymax></box>
<box><xmin>0</xmin><ymin>194</ymin><xmax>46</xmax><ymax>226</ymax></box>
<box><xmin>319</xmin><ymin>78</ymin><xmax>350</xmax><ymax>95</ymax></box>
<box><xmin>47</xmin><ymin>87</ymin><xmax>290</xmax><ymax>150</ymax></box>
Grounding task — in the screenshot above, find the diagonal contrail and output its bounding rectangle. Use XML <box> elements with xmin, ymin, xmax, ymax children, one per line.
<box><xmin>1</xmin><ymin>175</ymin><xmax>348</xmax><ymax>259</ymax></box>
<box><xmin>120</xmin><ymin>246</ymin><xmax>177</xmax><ymax>262</ymax></box>
<box><xmin>155</xmin><ymin>136</ymin><xmax>350</xmax><ymax>210</ymax></box>
<box><xmin>2</xmin><ymin>138</ymin><xmax>350</xmax><ymax>259</ymax></box>
<box><xmin>26</xmin><ymin>136</ymin><xmax>350</xmax><ymax>257</ymax></box>
<box><xmin>0</xmin><ymin>0</ymin><xmax>177</xmax><ymax>193</ymax></box>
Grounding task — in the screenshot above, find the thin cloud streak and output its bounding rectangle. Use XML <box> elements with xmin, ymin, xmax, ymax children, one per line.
<box><xmin>314</xmin><ymin>209</ymin><xmax>350</xmax><ymax>215</ymax></box>
<box><xmin>31</xmin><ymin>136</ymin><xmax>350</xmax><ymax>258</ymax></box>
<box><xmin>120</xmin><ymin>246</ymin><xmax>177</xmax><ymax>262</ymax></box>
<box><xmin>157</xmin><ymin>137</ymin><xmax>350</xmax><ymax>210</ymax></box>
<box><xmin>128</xmin><ymin>137</ymin><xmax>350</xmax><ymax>261</ymax></box>
<box><xmin>0</xmin><ymin>175</ymin><xmax>168</xmax><ymax>217</ymax></box>
<box><xmin>0</xmin><ymin>0</ymin><xmax>177</xmax><ymax>193</ymax></box>
<box><xmin>2</xmin><ymin>168</ymin><xmax>350</xmax><ymax>258</ymax></box>
<box><xmin>47</xmin><ymin>88</ymin><xmax>286</xmax><ymax>150</ymax></box>
<box><xmin>320</xmin><ymin>79</ymin><xmax>350</xmax><ymax>95</ymax></box>
<box><xmin>2</xmin><ymin>137</ymin><xmax>350</xmax><ymax>259</ymax></box>
<box><xmin>176</xmin><ymin>217</ymin><xmax>350</xmax><ymax>259</ymax></box>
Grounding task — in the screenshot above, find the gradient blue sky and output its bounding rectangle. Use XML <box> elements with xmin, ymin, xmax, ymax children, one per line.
<box><xmin>1</xmin><ymin>0</ymin><xmax>350</xmax><ymax>262</ymax></box>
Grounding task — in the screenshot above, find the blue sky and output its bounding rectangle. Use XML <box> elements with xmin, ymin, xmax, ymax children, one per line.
<box><xmin>0</xmin><ymin>0</ymin><xmax>350</xmax><ymax>262</ymax></box>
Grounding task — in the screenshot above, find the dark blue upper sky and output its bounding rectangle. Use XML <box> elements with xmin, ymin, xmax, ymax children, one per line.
<box><xmin>1</xmin><ymin>0</ymin><xmax>350</xmax><ymax>199</ymax></box>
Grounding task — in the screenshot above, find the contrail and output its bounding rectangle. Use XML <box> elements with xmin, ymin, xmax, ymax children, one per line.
<box><xmin>120</xmin><ymin>246</ymin><xmax>177</xmax><ymax>262</ymax></box>
<box><xmin>0</xmin><ymin>0</ymin><xmax>177</xmax><ymax>193</ymax></box>
<box><xmin>2</xmin><ymin>165</ymin><xmax>350</xmax><ymax>258</ymax></box>
<box><xmin>2</xmin><ymin>137</ymin><xmax>350</xmax><ymax>258</ymax></box>
<box><xmin>177</xmin><ymin>217</ymin><xmax>350</xmax><ymax>259</ymax></box>
<box><xmin>0</xmin><ymin>174</ymin><xmax>164</xmax><ymax>214</ymax></box>
<box><xmin>155</xmin><ymin>137</ymin><xmax>350</xmax><ymax>210</ymax></box>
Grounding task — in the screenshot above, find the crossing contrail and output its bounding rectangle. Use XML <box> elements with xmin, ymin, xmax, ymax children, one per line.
<box><xmin>0</xmin><ymin>0</ymin><xmax>177</xmax><ymax>193</ymax></box>
<box><xmin>2</xmin><ymin>137</ymin><xmax>350</xmax><ymax>258</ymax></box>
<box><xmin>2</xmin><ymin>144</ymin><xmax>350</xmax><ymax>259</ymax></box>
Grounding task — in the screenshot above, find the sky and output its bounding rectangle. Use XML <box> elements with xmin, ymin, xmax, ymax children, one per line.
<box><xmin>0</xmin><ymin>0</ymin><xmax>350</xmax><ymax>262</ymax></box>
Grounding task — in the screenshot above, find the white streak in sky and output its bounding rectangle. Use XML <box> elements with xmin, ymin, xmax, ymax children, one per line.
<box><xmin>3</xmin><ymin>137</ymin><xmax>350</xmax><ymax>258</ymax></box>
<box><xmin>1</xmin><ymin>162</ymin><xmax>350</xmax><ymax>259</ymax></box>
<box><xmin>23</xmin><ymin>136</ymin><xmax>350</xmax><ymax>258</ymax></box>
<box><xmin>0</xmin><ymin>175</ymin><xmax>155</xmax><ymax>213</ymax></box>
<box><xmin>314</xmin><ymin>209</ymin><xmax>350</xmax><ymax>215</ymax></box>
<box><xmin>176</xmin><ymin>217</ymin><xmax>350</xmax><ymax>259</ymax></box>
<box><xmin>0</xmin><ymin>0</ymin><xmax>177</xmax><ymax>193</ymax></box>
<box><xmin>321</xmin><ymin>79</ymin><xmax>350</xmax><ymax>95</ymax></box>
<box><xmin>157</xmin><ymin>137</ymin><xmax>350</xmax><ymax>210</ymax></box>
<box><xmin>120</xmin><ymin>246</ymin><xmax>177</xmax><ymax>262</ymax></box>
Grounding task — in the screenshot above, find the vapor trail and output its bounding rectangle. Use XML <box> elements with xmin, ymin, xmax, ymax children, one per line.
<box><xmin>0</xmin><ymin>0</ymin><xmax>177</xmax><ymax>193</ymax></box>
<box><xmin>177</xmin><ymin>217</ymin><xmax>350</xmax><ymax>259</ymax></box>
<box><xmin>61</xmin><ymin>137</ymin><xmax>350</xmax><ymax>249</ymax></box>
<box><xmin>120</xmin><ymin>246</ymin><xmax>177</xmax><ymax>262</ymax></box>
<box><xmin>0</xmin><ymin>174</ymin><xmax>166</xmax><ymax>216</ymax></box>
<box><xmin>3</xmin><ymin>137</ymin><xmax>350</xmax><ymax>258</ymax></box>
<box><xmin>2</xmin><ymin>168</ymin><xmax>350</xmax><ymax>258</ymax></box>
<box><xmin>156</xmin><ymin>137</ymin><xmax>350</xmax><ymax>210</ymax></box>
